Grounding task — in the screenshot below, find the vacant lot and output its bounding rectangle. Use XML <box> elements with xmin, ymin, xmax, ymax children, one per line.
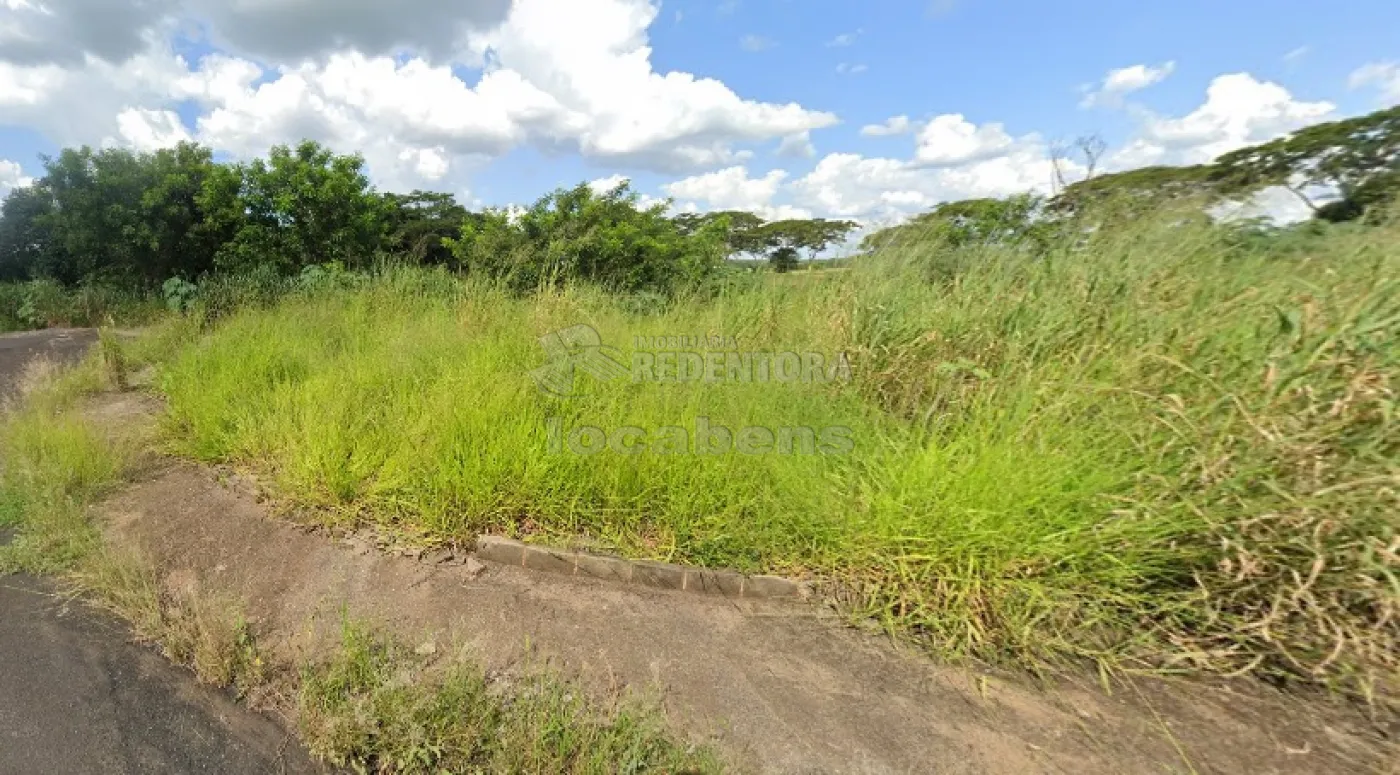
<box><xmin>151</xmin><ymin>214</ymin><xmax>1399</xmax><ymax>702</ymax></box>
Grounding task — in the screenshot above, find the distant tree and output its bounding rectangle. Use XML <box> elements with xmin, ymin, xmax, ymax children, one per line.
<box><xmin>448</xmin><ymin>182</ymin><xmax>727</xmax><ymax>294</ymax></box>
<box><xmin>769</xmin><ymin>245</ymin><xmax>800</xmax><ymax>273</ymax></box>
<box><xmin>382</xmin><ymin>191</ymin><xmax>475</xmax><ymax>265</ymax></box>
<box><xmin>755</xmin><ymin>218</ymin><xmax>860</xmax><ymax>260</ymax></box>
<box><xmin>862</xmin><ymin>194</ymin><xmax>1044</xmax><ymax>252</ymax></box>
<box><xmin>675</xmin><ymin>210</ymin><xmax>769</xmax><ymax>259</ymax></box>
<box><xmin>1212</xmin><ymin>105</ymin><xmax>1400</xmax><ymax>222</ymax></box>
<box><xmin>1049</xmin><ymin>165</ymin><xmax>1219</xmax><ymax>219</ymax></box>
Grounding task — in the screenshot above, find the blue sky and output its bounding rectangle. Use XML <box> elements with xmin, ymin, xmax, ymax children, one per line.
<box><xmin>1</xmin><ymin>0</ymin><xmax>1397</xmax><ymax>225</ymax></box>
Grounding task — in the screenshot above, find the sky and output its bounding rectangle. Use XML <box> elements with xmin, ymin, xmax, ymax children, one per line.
<box><xmin>1</xmin><ymin>0</ymin><xmax>1398</xmax><ymax>229</ymax></box>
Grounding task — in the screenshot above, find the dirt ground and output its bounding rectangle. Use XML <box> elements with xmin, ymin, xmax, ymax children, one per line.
<box><xmin>88</xmin><ymin>394</ymin><xmax>1395</xmax><ymax>774</ymax></box>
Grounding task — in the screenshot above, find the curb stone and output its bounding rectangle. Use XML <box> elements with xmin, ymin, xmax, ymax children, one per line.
<box><xmin>475</xmin><ymin>536</ymin><xmax>804</xmax><ymax>599</ymax></box>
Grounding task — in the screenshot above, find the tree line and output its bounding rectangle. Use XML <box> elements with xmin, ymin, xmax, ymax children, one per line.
<box><xmin>0</xmin><ymin>140</ymin><xmax>860</xmax><ymax>296</ymax></box>
<box><xmin>862</xmin><ymin>104</ymin><xmax>1400</xmax><ymax>252</ymax></box>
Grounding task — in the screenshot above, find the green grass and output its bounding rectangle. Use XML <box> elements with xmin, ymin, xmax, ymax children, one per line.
<box><xmin>0</xmin><ymin>339</ymin><xmax>720</xmax><ymax>773</ymax></box>
<box><xmin>299</xmin><ymin>619</ymin><xmax>719</xmax><ymax>774</ymax></box>
<box><xmin>148</xmin><ymin>214</ymin><xmax>1398</xmax><ymax>702</ymax></box>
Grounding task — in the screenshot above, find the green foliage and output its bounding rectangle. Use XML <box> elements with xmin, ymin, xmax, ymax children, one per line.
<box><xmin>210</xmin><ymin>141</ymin><xmax>388</xmax><ymax>275</ymax></box>
<box><xmin>1049</xmin><ymin>165</ymin><xmax>1219</xmax><ymax>218</ymax></box>
<box><xmin>862</xmin><ymin>194</ymin><xmax>1047</xmax><ymax>253</ymax></box>
<box><xmin>1213</xmin><ymin>105</ymin><xmax>1400</xmax><ymax>220</ymax></box>
<box><xmin>768</xmin><ymin>245</ymin><xmax>800</xmax><ymax>273</ymax></box>
<box><xmin>298</xmin><ymin>619</ymin><xmax>719</xmax><ymax>774</ymax></box>
<box><xmin>162</xmin><ymin>277</ymin><xmax>198</xmax><ymax>313</ymax></box>
<box><xmin>447</xmin><ymin>182</ymin><xmax>727</xmax><ymax>294</ymax></box>
<box><xmin>382</xmin><ymin>190</ymin><xmax>475</xmax><ymax>266</ymax></box>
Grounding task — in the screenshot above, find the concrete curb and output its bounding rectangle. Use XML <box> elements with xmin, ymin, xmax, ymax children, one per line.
<box><xmin>476</xmin><ymin>536</ymin><xmax>805</xmax><ymax>599</ymax></box>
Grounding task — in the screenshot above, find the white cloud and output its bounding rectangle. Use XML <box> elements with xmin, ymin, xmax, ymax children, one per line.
<box><xmin>112</xmin><ymin>107</ymin><xmax>192</xmax><ymax>151</ymax></box>
<box><xmin>0</xmin><ymin>39</ymin><xmax>192</xmax><ymax>146</ymax></box>
<box><xmin>1283</xmin><ymin>46</ymin><xmax>1310</xmax><ymax>65</ymax></box>
<box><xmin>835</xmin><ymin>62</ymin><xmax>867</xmax><ymax>75</ymax></box>
<box><xmin>776</xmin><ymin>131</ymin><xmax>815</xmax><ymax>158</ymax></box>
<box><xmin>913</xmin><ymin>114</ymin><xmax>1014</xmax><ymax>167</ymax></box>
<box><xmin>0</xmin><ymin>0</ymin><xmax>838</xmax><ymax>194</ymax></box>
<box><xmin>0</xmin><ymin>159</ymin><xmax>33</xmax><ymax>198</ymax></box>
<box><xmin>663</xmin><ymin>165</ymin><xmax>810</xmax><ymax>219</ymax></box>
<box><xmin>1135</xmin><ymin>73</ymin><xmax>1334</xmax><ymax>164</ymax></box>
<box><xmin>1081</xmin><ymin>61</ymin><xmax>1176</xmax><ymax>108</ymax></box>
<box><xmin>587</xmin><ymin>174</ymin><xmax>630</xmax><ymax>194</ymax></box>
<box><xmin>860</xmin><ymin>115</ymin><xmax>915</xmax><ymax>137</ymax></box>
<box><xmin>826</xmin><ymin>30</ymin><xmax>861</xmax><ymax>47</ymax></box>
<box><xmin>739</xmin><ymin>34</ymin><xmax>775</xmax><ymax>52</ymax></box>
<box><xmin>1349</xmin><ymin>62</ymin><xmax>1400</xmax><ymax>105</ymax></box>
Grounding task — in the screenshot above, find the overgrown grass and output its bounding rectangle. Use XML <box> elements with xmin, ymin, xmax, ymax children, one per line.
<box><xmin>0</xmin><ymin>279</ymin><xmax>164</xmax><ymax>333</ymax></box>
<box><xmin>0</xmin><ymin>348</ymin><xmax>721</xmax><ymax>773</ymax></box>
<box><xmin>299</xmin><ymin>619</ymin><xmax>720</xmax><ymax>774</ymax></box>
<box><xmin>151</xmin><ymin>213</ymin><xmax>1399</xmax><ymax>704</ymax></box>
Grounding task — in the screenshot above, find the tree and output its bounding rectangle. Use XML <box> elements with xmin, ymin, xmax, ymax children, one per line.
<box><xmin>675</xmin><ymin>210</ymin><xmax>769</xmax><ymax>259</ymax></box>
<box><xmin>769</xmin><ymin>246</ymin><xmax>800</xmax><ymax>273</ymax></box>
<box><xmin>447</xmin><ymin>182</ymin><xmax>727</xmax><ymax>294</ymax></box>
<box><xmin>754</xmin><ymin>218</ymin><xmax>859</xmax><ymax>261</ymax></box>
<box><xmin>1049</xmin><ymin>165</ymin><xmax>1219</xmax><ymax>218</ymax></box>
<box><xmin>0</xmin><ymin>183</ymin><xmax>60</xmax><ymax>282</ymax></box>
<box><xmin>382</xmin><ymin>191</ymin><xmax>475</xmax><ymax>266</ymax></box>
<box><xmin>213</xmin><ymin>141</ymin><xmax>387</xmax><ymax>274</ymax></box>
<box><xmin>1212</xmin><ymin>105</ymin><xmax>1400</xmax><ymax>222</ymax></box>
<box><xmin>861</xmin><ymin>195</ymin><xmax>1044</xmax><ymax>252</ymax></box>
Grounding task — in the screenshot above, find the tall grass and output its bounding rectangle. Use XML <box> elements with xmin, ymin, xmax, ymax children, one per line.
<box><xmin>153</xmin><ymin>213</ymin><xmax>1398</xmax><ymax>701</ymax></box>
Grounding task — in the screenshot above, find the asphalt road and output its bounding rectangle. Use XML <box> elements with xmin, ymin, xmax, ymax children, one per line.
<box><xmin>0</xmin><ymin>328</ymin><xmax>316</xmax><ymax>774</ymax></box>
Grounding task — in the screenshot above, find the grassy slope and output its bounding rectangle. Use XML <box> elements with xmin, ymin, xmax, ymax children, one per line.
<box><xmin>154</xmin><ymin>215</ymin><xmax>1398</xmax><ymax>701</ymax></box>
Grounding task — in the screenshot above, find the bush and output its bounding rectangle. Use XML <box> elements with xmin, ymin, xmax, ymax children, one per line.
<box><xmin>447</xmin><ymin>182</ymin><xmax>727</xmax><ymax>295</ymax></box>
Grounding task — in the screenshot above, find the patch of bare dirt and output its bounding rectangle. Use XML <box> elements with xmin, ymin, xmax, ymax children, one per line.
<box><xmin>89</xmin><ymin>397</ymin><xmax>1393</xmax><ymax>774</ymax></box>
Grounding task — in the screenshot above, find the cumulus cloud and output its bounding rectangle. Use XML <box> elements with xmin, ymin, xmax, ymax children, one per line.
<box><xmin>789</xmin><ymin>127</ymin><xmax>1075</xmax><ymax>224</ymax></box>
<box><xmin>860</xmin><ymin>115</ymin><xmax>916</xmax><ymax>137</ymax></box>
<box><xmin>0</xmin><ymin>40</ymin><xmax>191</xmax><ymax>145</ymax></box>
<box><xmin>587</xmin><ymin>174</ymin><xmax>630</xmax><ymax>194</ymax></box>
<box><xmin>187</xmin><ymin>0</ymin><xmax>511</xmax><ymax>63</ymax></box>
<box><xmin>1134</xmin><ymin>73</ymin><xmax>1334</xmax><ymax>164</ymax></box>
<box><xmin>912</xmin><ymin>114</ymin><xmax>1015</xmax><ymax>167</ymax></box>
<box><xmin>1349</xmin><ymin>62</ymin><xmax>1400</xmax><ymax>105</ymax></box>
<box><xmin>776</xmin><ymin>131</ymin><xmax>815</xmax><ymax>158</ymax></box>
<box><xmin>0</xmin><ymin>0</ymin><xmax>837</xmax><ymax>193</ymax></box>
<box><xmin>0</xmin><ymin>0</ymin><xmax>176</xmax><ymax>66</ymax></box>
<box><xmin>1081</xmin><ymin>61</ymin><xmax>1176</xmax><ymax>108</ymax></box>
<box><xmin>112</xmin><ymin>107</ymin><xmax>192</xmax><ymax>151</ymax></box>
<box><xmin>663</xmin><ymin>165</ymin><xmax>810</xmax><ymax>220</ymax></box>
<box><xmin>835</xmin><ymin>62</ymin><xmax>867</xmax><ymax>75</ymax></box>
<box><xmin>0</xmin><ymin>158</ymin><xmax>33</xmax><ymax>197</ymax></box>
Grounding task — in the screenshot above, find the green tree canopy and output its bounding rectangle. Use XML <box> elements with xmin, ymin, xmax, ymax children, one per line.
<box><xmin>210</xmin><ymin>141</ymin><xmax>387</xmax><ymax>274</ymax></box>
<box><xmin>1212</xmin><ymin>105</ymin><xmax>1400</xmax><ymax>222</ymax></box>
<box><xmin>447</xmin><ymin>182</ymin><xmax>727</xmax><ymax>294</ymax></box>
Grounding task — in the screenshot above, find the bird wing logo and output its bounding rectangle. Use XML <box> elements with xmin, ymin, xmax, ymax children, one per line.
<box><xmin>529</xmin><ymin>325</ymin><xmax>631</xmax><ymax>397</ymax></box>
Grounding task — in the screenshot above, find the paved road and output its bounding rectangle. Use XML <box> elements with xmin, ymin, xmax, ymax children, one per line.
<box><xmin>0</xmin><ymin>328</ymin><xmax>317</xmax><ymax>774</ymax></box>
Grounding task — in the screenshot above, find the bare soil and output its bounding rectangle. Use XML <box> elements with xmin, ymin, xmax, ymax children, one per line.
<box><xmin>89</xmin><ymin>393</ymin><xmax>1394</xmax><ymax>775</ymax></box>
